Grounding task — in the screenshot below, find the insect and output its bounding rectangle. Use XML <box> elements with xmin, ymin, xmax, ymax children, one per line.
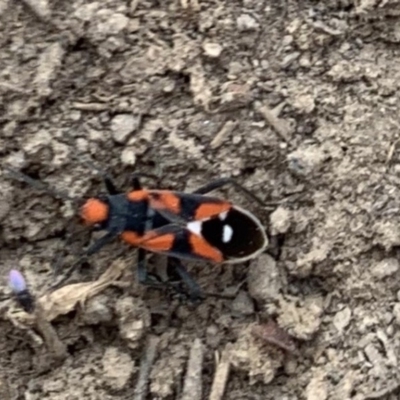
<box><xmin>5</xmin><ymin>167</ymin><xmax>269</xmax><ymax>301</ymax></box>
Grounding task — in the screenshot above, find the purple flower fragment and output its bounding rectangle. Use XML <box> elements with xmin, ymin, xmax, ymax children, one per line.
<box><xmin>8</xmin><ymin>269</ymin><xmax>35</xmax><ymax>313</ymax></box>
<box><xmin>9</xmin><ymin>269</ymin><xmax>27</xmax><ymax>293</ymax></box>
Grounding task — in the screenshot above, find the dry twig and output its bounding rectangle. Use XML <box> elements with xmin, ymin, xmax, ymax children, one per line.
<box><xmin>363</xmin><ymin>382</ymin><xmax>400</xmax><ymax>399</ymax></box>
<box><xmin>209</xmin><ymin>349</ymin><xmax>230</xmax><ymax>400</ymax></box>
<box><xmin>210</xmin><ymin>121</ymin><xmax>237</xmax><ymax>149</ymax></box>
<box><xmin>133</xmin><ymin>335</ymin><xmax>159</xmax><ymax>400</ymax></box>
<box><xmin>71</xmin><ymin>102</ymin><xmax>109</xmax><ymax>112</ymax></box>
<box><xmin>181</xmin><ymin>338</ymin><xmax>204</xmax><ymax>400</ymax></box>
<box><xmin>0</xmin><ymin>377</ymin><xmax>11</xmax><ymax>400</ymax></box>
<box><xmin>34</xmin><ymin>302</ymin><xmax>67</xmax><ymax>360</ymax></box>
<box><xmin>254</xmin><ymin>101</ymin><xmax>292</xmax><ymax>141</ymax></box>
<box><xmin>252</xmin><ymin>320</ymin><xmax>296</xmax><ymax>353</ymax></box>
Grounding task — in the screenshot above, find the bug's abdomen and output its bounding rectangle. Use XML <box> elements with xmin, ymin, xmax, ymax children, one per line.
<box><xmin>198</xmin><ymin>206</ymin><xmax>267</xmax><ymax>262</ymax></box>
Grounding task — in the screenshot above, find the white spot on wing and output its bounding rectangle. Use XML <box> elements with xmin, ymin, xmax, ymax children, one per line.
<box><xmin>219</xmin><ymin>211</ymin><xmax>228</xmax><ymax>220</ymax></box>
<box><xmin>187</xmin><ymin>220</ymin><xmax>202</xmax><ymax>236</ymax></box>
<box><xmin>223</xmin><ymin>225</ymin><xmax>233</xmax><ymax>243</ymax></box>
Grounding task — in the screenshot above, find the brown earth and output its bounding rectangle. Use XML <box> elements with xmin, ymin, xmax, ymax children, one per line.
<box><xmin>3</xmin><ymin>0</ymin><xmax>400</xmax><ymax>399</ymax></box>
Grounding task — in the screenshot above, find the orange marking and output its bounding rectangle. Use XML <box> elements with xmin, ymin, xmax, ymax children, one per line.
<box><xmin>127</xmin><ymin>190</ymin><xmax>149</xmax><ymax>202</ymax></box>
<box><xmin>150</xmin><ymin>191</ymin><xmax>181</xmax><ymax>214</ymax></box>
<box><xmin>120</xmin><ymin>231</ymin><xmax>142</xmax><ymax>246</ymax></box>
<box><xmin>195</xmin><ymin>202</ymin><xmax>231</xmax><ymax>220</ymax></box>
<box><xmin>189</xmin><ymin>233</ymin><xmax>224</xmax><ymax>262</ymax></box>
<box><xmin>80</xmin><ymin>198</ymin><xmax>109</xmax><ymax>225</ymax></box>
<box><xmin>141</xmin><ymin>232</ymin><xmax>175</xmax><ymax>252</ymax></box>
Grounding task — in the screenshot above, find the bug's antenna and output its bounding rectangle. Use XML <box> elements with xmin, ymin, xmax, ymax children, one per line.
<box><xmin>3</xmin><ymin>166</ymin><xmax>78</xmax><ymax>203</ymax></box>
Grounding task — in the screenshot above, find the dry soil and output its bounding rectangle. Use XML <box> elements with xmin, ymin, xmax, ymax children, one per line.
<box><xmin>2</xmin><ymin>0</ymin><xmax>400</xmax><ymax>399</ymax></box>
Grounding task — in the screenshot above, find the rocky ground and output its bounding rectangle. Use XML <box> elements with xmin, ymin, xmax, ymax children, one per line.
<box><xmin>2</xmin><ymin>0</ymin><xmax>400</xmax><ymax>399</ymax></box>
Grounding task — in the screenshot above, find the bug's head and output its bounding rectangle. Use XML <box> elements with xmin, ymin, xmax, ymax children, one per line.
<box><xmin>80</xmin><ymin>197</ymin><xmax>109</xmax><ymax>228</ymax></box>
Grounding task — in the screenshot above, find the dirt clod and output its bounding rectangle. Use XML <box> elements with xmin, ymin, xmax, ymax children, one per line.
<box><xmin>102</xmin><ymin>347</ymin><xmax>135</xmax><ymax>390</ymax></box>
<box><xmin>269</xmin><ymin>206</ymin><xmax>291</xmax><ymax>235</ymax></box>
<box><xmin>278</xmin><ymin>298</ymin><xmax>322</xmax><ymax>341</ymax></box>
<box><xmin>247</xmin><ymin>254</ymin><xmax>282</xmax><ymax>304</ymax></box>
<box><xmin>306</xmin><ymin>370</ymin><xmax>328</xmax><ymax>400</ymax></box>
<box><xmin>333</xmin><ymin>306</ymin><xmax>352</xmax><ymax>333</ymax></box>
<box><xmin>111</xmin><ymin>114</ymin><xmax>139</xmax><ymax>144</ymax></box>
<box><xmin>115</xmin><ymin>296</ymin><xmax>150</xmax><ymax>349</ymax></box>
<box><xmin>371</xmin><ymin>258</ymin><xmax>399</xmax><ymax>279</ymax></box>
<box><xmin>231</xmin><ymin>290</ymin><xmax>255</xmax><ymax>317</ymax></box>
<box><xmin>228</xmin><ymin>324</ymin><xmax>284</xmax><ymax>385</ymax></box>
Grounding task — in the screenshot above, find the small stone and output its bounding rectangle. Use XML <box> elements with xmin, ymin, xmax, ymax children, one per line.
<box><xmin>0</xmin><ymin>181</ymin><xmax>12</xmax><ymax>222</ymax></box>
<box><xmin>231</xmin><ymin>291</ymin><xmax>255</xmax><ymax>316</ymax></box>
<box><xmin>248</xmin><ymin>254</ymin><xmax>281</xmax><ymax>303</ymax></box>
<box><xmin>333</xmin><ymin>307</ymin><xmax>352</xmax><ymax>333</ymax></box>
<box><xmin>102</xmin><ymin>347</ymin><xmax>135</xmax><ymax>390</ymax></box>
<box><xmin>290</xmin><ymin>93</ymin><xmax>315</xmax><ymax>114</ymax></box>
<box><xmin>96</xmin><ymin>10</ymin><xmax>129</xmax><ymax>36</ymax></box>
<box><xmin>392</xmin><ymin>303</ymin><xmax>400</xmax><ymax>325</ymax></box>
<box><xmin>82</xmin><ymin>295</ymin><xmax>113</xmax><ymax>325</ymax></box>
<box><xmin>371</xmin><ymin>258</ymin><xmax>399</xmax><ymax>279</ymax></box>
<box><xmin>270</xmin><ymin>207</ymin><xmax>291</xmax><ymax>235</ymax></box>
<box><xmin>34</xmin><ymin>42</ymin><xmax>64</xmax><ymax>97</ymax></box>
<box><xmin>278</xmin><ymin>299</ymin><xmax>322</xmax><ymax>341</ymax></box>
<box><xmin>202</xmin><ymin>42</ymin><xmax>223</xmax><ymax>58</ymax></box>
<box><xmin>23</xmin><ymin>129</ymin><xmax>51</xmax><ymax>155</ymax></box>
<box><xmin>115</xmin><ymin>297</ymin><xmax>150</xmax><ymax>349</ymax></box>
<box><xmin>237</xmin><ymin>14</ymin><xmax>259</xmax><ymax>31</ymax></box>
<box><xmin>111</xmin><ymin>114</ymin><xmax>138</xmax><ymax>144</ymax></box>
<box><xmin>287</xmin><ymin>145</ymin><xmax>326</xmax><ymax>177</ymax></box>
<box><xmin>51</xmin><ymin>141</ymin><xmax>70</xmax><ymax>167</ymax></box>
<box><xmin>306</xmin><ymin>371</ymin><xmax>328</xmax><ymax>400</ymax></box>
<box><xmin>4</xmin><ymin>151</ymin><xmax>25</xmax><ymax>169</ymax></box>
<box><xmin>121</xmin><ymin>147</ymin><xmax>137</xmax><ymax>165</ymax></box>
<box><xmin>364</xmin><ymin>342</ymin><xmax>381</xmax><ymax>364</ymax></box>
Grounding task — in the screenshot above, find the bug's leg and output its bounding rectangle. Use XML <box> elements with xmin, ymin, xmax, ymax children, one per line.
<box><xmin>131</xmin><ymin>175</ymin><xmax>142</xmax><ymax>191</ymax></box>
<box><xmin>50</xmin><ymin>231</ymin><xmax>119</xmax><ymax>290</ymax></box>
<box><xmin>137</xmin><ymin>248</ymin><xmax>151</xmax><ymax>284</ymax></box>
<box><xmin>130</xmin><ymin>172</ymin><xmax>161</xmax><ymax>191</ymax></box>
<box><xmin>103</xmin><ymin>176</ymin><xmax>119</xmax><ymax>195</ymax></box>
<box><xmin>76</xmin><ymin>158</ymin><xmax>120</xmax><ymax>194</ymax></box>
<box><xmin>4</xmin><ymin>166</ymin><xmax>75</xmax><ymax>202</ymax></box>
<box><xmin>167</xmin><ymin>258</ymin><xmax>204</xmax><ymax>302</ymax></box>
<box><xmin>192</xmin><ymin>178</ymin><xmax>269</xmax><ymax>208</ymax></box>
<box><xmin>136</xmin><ymin>249</ymin><xmax>167</xmax><ymax>287</ymax></box>
<box><xmin>52</xmin><ymin>225</ymin><xmax>89</xmax><ymax>275</ymax></box>
<box><xmin>85</xmin><ymin>231</ymin><xmax>119</xmax><ymax>257</ymax></box>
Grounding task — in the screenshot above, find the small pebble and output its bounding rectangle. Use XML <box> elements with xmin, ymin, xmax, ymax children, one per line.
<box><xmin>82</xmin><ymin>295</ymin><xmax>113</xmax><ymax>325</ymax></box>
<box><xmin>392</xmin><ymin>303</ymin><xmax>400</xmax><ymax>325</ymax></box>
<box><xmin>237</xmin><ymin>14</ymin><xmax>259</xmax><ymax>31</ymax></box>
<box><xmin>111</xmin><ymin>114</ymin><xmax>138</xmax><ymax>144</ymax></box>
<box><xmin>270</xmin><ymin>207</ymin><xmax>291</xmax><ymax>235</ymax></box>
<box><xmin>306</xmin><ymin>372</ymin><xmax>328</xmax><ymax>400</ymax></box>
<box><xmin>333</xmin><ymin>307</ymin><xmax>352</xmax><ymax>333</ymax></box>
<box><xmin>115</xmin><ymin>297</ymin><xmax>150</xmax><ymax>349</ymax></box>
<box><xmin>231</xmin><ymin>291</ymin><xmax>255</xmax><ymax>316</ymax></box>
<box><xmin>102</xmin><ymin>347</ymin><xmax>135</xmax><ymax>390</ymax></box>
<box><xmin>248</xmin><ymin>254</ymin><xmax>281</xmax><ymax>303</ymax></box>
<box><xmin>202</xmin><ymin>42</ymin><xmax>222</xmax><ymax>58</ymax></box>
<box><xmin>371</xmin><ymin>258</ymin><xmax>399</xmax><ymax>279</ymax></box>
<box><xmin>121</xmin><ymin>147</ymin><xmax>137</xmax><ymax>165</ymax></box>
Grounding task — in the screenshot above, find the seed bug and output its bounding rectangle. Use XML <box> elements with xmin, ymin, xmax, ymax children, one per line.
<box><xmin>5</xmin><ymin>166</ymin><xmax>269</xmax><ymax>301</ymax></box>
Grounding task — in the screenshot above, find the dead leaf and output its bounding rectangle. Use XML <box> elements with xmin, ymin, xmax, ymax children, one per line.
<box><xmin>40</xmin><ymin>259</ymin><xmax>128</xmax><ymax>321</ymax></box>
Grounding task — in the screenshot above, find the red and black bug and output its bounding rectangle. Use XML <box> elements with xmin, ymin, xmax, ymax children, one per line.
<box><xmin>5</xmin><ymin>167</ymin><xmax>268</xmax><ymax>301</ymax></box>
